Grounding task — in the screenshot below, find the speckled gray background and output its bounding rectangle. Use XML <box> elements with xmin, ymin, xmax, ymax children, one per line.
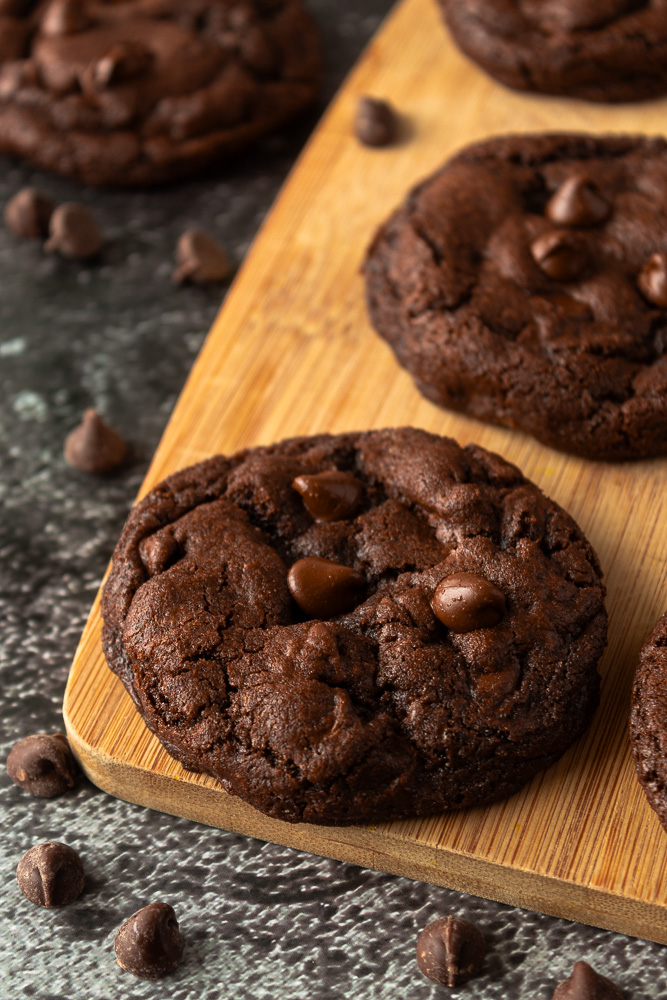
<box><xmin>1</xmin><ymin>3</ymin><xmax>666</xmax><ymax>997</ymax></box>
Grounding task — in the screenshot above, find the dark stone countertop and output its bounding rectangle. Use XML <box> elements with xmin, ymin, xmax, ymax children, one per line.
<box><xmin>0</xmin><ymin>3</ymin><xmax>665</xmax><ymax>997</ymax></box>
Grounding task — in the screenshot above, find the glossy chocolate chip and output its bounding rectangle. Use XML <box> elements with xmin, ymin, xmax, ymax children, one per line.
<box><xmin>292</xmin><ymin>470</ymin><xmax>363</xmax><ymax>522</ymax></box>
<box><xmin>355</xmin><ymin>96</ymin><xmax>398</xmax><ymax>148</ymax></box>
<box><xmin>7</xmin><ymin>733</ymin><xmax>78</xmax><ymax>798</ymax></box>
<box><xmin>41</xmin><ymin>0</ymin><xmax>88</xmax><ymax>37</ymax></box>
<box><xmin>17</xmin><ymin>842</ymin><xmax>84</xmax><ymax>907</ymax></box>
<box><xmin>45</xmin><ymin>203</ymin><xmax>103</xmax><ymax>260</ymax></box>
<box><xmin>87</xmin><ymin>42</ymin><xmax>153</xmax><ymax>91</ymax></box>
<box><xmin>287</xmin><ymin>557</ymin><xmax>365</xmax><ymax>619</ymax></box>
<box><xmin>172</xmin><ymin>229</ymin><xmax>231</xmax><ymax>286</ymax></box>
<box><xmin>64</xmin><ymin>409</ymin><xmax>126</xmax><ymax>474</ymax></box>
<box><xmin>546</xmin><ymin>175</ymin><xmax>610</xmax><ymax>228</ymax></box>
<box><xmin>115</xmin><ymin>902</ymin><xmax>184</xmax><ymax>980</ymax></box>
<box><xmin>432</xmin><ymin>572</ymin><xmax>506</xmax><ymax>633</ymax></box>
<box><xmin>4</xmin><ymin>188</ymin><xmax>53</xmax><ymax>239</ymax></box>
<box><xmin>552</xmin><ymin>961</ymin><xmax>624</xmax><ymax>1000</ymax></box>
<box><xmin>531</xmin><ymin>230</ymin><xmax>588</xmax><ymax>282</ymax></box>
<box><xmin>638</xmin><ymin>252</ymin><xmax>667</xmax><ymax>308</ymax></box>
<box><xmin>416</xmin><ymin>915</ymin><xmax>486</xmax><ymax>987</ymax></box>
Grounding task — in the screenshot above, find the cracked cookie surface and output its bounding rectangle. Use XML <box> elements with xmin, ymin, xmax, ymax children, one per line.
<box><xmin>101</xmin><ymin>428</ymin><xmax>607</xmax><ymax>825</ymax></box>
<box><xmin>630</xmin><ymin>611</ymin><xmax>667</xmax><ymax>834</ymax></box>
<box><xmin>364</xmin><ymin>134</ymin><xmax>667</xmax><ymax>461</ymax></box>
<box><xmin>439</xmin><ymin>0</ymin><xmax>667</xmax><ymax>102</ymax></box>
<box><xmin>0</xmin><ymin>0</ymin><xmax>320</xmax><ymax>186</ymax></box>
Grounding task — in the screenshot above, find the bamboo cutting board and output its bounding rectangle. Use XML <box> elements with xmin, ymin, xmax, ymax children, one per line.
<box><xmin>64</xmin><ymin>0</ymin><xmax>667</xmax><ymax>943</ymax></box>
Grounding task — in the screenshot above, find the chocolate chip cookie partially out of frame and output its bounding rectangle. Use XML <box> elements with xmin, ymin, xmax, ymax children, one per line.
<box><xmin>0</xmin><ymin>0</ymin><xmax>321</xmax><ymax>186</ymax></box>
<box><xmin>629</xmin><ymin>611</ymin><xmax>667</xmax><ymax>834</ymax></box>
<box><xmin>364</xmin><ymin>134</ymin><xmax>667</xmax><ymax>461</ymax></box>
<box><xmin>438</xmin><ymin>0</ymin><xmax>667</xmax><ymax>103</ymax></box>
<box><xmin>101</xmin><ymin>428</ymin><xmax>607</xmax><ymax>826</ymax></box>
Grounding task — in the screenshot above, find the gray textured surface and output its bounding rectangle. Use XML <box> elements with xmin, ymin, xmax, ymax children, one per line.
<box><xmin>0</xmin><ymin>2</ymin><xmax>665</xmax><ymax>996</ymax></box>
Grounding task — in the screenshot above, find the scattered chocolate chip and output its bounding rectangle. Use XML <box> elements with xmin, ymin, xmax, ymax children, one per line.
<box><xmin>7</xmin><ymin>733</ymin><xmax>78</xmax><ymax>798</ymax></box>
<box><xmin>552</xmin><ymin>961</ymin><xmax>624</xmax><ymax>999</ymax></box>
<box><xmin>638</xmin><ymin>252</ymin><xmax>667</xmax><ymax>308</ymax></box>
<box><xmin>64</xmin><ymin>409</ymin><xmax>126</xmax><ymax>474</ymax></box>
<box><xmin>432</xmin><ymin>572</ymin><xmax>506</xmax><ymax>633</ymax></box>
<box><xmin>84</xmin><ymin>41</ymin><xmax>153</xmax><ymax>92</ymax></box>
<box><xmin>416</xmin><ymin>915</ymin><xmax>486</xmax><ymax>987</ymax></box>
<box><xmin>355</xmin><ymin>96</ymin><xmax>398</xmax><ymax>148</ymax></box>
<box><xmin>546</xmin><ymin>175</ymin><xmax>610</xmax><ymax>228</ymax></box>
<box><xmin>17</xmin><ymin>842</ymin><xmax>84</xmax><ymax>907</ymax></box>
<box><xmin>45</xmin><ymin>202</ymin><xmax>103</xmax><ymax>260</ymax></box>
<box><xmin>41</xmin><ymin>0</ymin><xmax>89</xmax><ymax>37</ymax></box>
<box><xmin>115</xmin><ymin>902</ymin><xmax>184</xmax><ymax>980</ymax></box>
<box><xmin>292</xmin><ymin>470</ymin><xmax>363</xmax><ymax>522</ymax></box>
<box><xmin>4</xmin><ymin>188</ymin><xmax>54</xmax><ymax>239</ymax></box>
<box><xmin>240</xmin><ymin>26</ymin><xmax>276</xmax><ymax>74</ymax></box>
<box><xmin>531</xmin><ymin>230</ymin><xmax>588</xmax><ymax>282</ymax></box>
<box><xmin>287</xmin><ymin>556</ymin><xmax>365</xmax><ymax>619</ymax></box>
<box><xmin>172</xmin><ymin>228</ymin><xmax>231</xmax><ymax>286</ymax></box>
<box><xmin>139</xmin><ymin>530</ymin><xmax>179</xmax><ymax>576</ymax></box>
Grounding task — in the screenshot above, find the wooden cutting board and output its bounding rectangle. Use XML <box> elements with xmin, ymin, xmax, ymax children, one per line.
<box><xmin>64</xmin><ymin>0</ymin><xmax>667</xmax><ymax>943</ymax></box>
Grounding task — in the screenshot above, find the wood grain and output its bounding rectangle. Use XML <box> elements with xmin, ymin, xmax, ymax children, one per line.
<box><xmin>64</xmin><ymin>0</ymin><xmax>667</xmax><ymax>942</ymax></box>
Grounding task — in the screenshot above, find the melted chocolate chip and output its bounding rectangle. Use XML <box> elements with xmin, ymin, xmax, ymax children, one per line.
<box><xmin>115</xmin><ymin>902</ymin><xmax>184</xmax><ymax>980</ymax></box>
<box><xmin>172</xmin><ymin>229</ymin><xmax>231</xmax><ymax>286</ymax></box>
<box><xmin>292</xmin><ymin>470</ymin><xmax>363</xmax><ymax>521</ymax></box>
<box><xmin>45</xmin><ymin>203</ymin><xmax>103</xmax><ymax>260</ymax></box>
<box><xmin>355</xmin><ymin>96</ymin><xmax>398</xmax><ymax>148</ymax></box>
<box><xmin>64</xmin><ymin>409</ymin><xmax>126</xmax><ymax>474</ymax></box>
<box><xmin>531</xmin><ymin>230</ymin><xmax>588</xmax><ymax>282</ymax></box>
<box><xmin>552</xmin><ymin>961</ymin><xmax>624</xmax><ymax>1000</ymax></box>
<box><xmin>41</xmin><ymin>0</ymin><xmax>88</xmax><ymax>37</ymax></box>
<box><xmin>17</xmin><ymin>842</ymin><xmax>84</xmax><ymax>907</ymax></box>
<box><xmin>7</xmin><ymin>733</ymin><xmax>78</xmax><ymax>798</ymax></box>
<box><xmin>546</xmin><ymin>175</ymin><xmax>610</xmax><ymax>228</ymax></box>
<box><xmin>638</xmin><ymin>252</ymin><xmax>667</xmax><ymax>308</ymax></box>
<box><xmin>287</xmin><ymin>557</ymin><xmax>365</xmax><ymax>619</ymax></box>
<box><xmin>432</xmin><ymin>572</ymin><xmax>506</xmax><ymax>633</ymax></box>
<box><xmin>416</xmin><ymin>915</ymin><xmax>486</xmax><ymax>987</ymax></box>
<box><xmin>86</xmin><ymin>42</ymin><xmax>153</xmax><ymax>91</ymax></box>
<box><xmin>4</xmin><ymin>188</ymin><xmax>53</xmax><ymax>239</ymax></box>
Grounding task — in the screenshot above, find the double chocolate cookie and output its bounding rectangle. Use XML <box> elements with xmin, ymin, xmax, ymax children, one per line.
<box><xmin>364</xmin><ymin>134</ymin><xmax>667</xmax><ymax>461</ymax></box>
<box><xmin>102</xmin><ymin>429</ymin><xmax>607</xmax><ymax>826</ymax></box>
<box><xmin>630</xmin><ymin>612</ymin><xmax>667</xmax><ymax>833</ymax></box>
<box><xmin>438</xmin><ymin>0</ymin><xmax>667</xmax><ymax>103</ymax></box>
<box><xmin>0</xmin><ymin>0</ymin><xmax>320</xmax><ymax>186</ymax></box>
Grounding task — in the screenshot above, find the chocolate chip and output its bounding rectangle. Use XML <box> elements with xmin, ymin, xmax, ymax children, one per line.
<box><xmin>240</xmin><ymin>26</ymin><xmax>276</xmax><ymax>75</ymax></box>
<box><xmin>115</xmin><ymin>902</ymin><xmax>184</xmax><ymax>980</ymax></box>
<box><xmin>7</xmin><ymin>733</ymin><xmax>78</xmax><ymax>798</ymax></box>
<box><xmin>287</xmin><ymin>557</ymin><xmax>365</xmax><ymax>619</ymax></box>
<box><xmin>17</xmin><ymin>842</ymin><xmax>84</xmax><ymax>907</ymax></box>
<box><xmin>546</xmin><ymin>175</ymin><xmax>610</xmax><ymax>228</ymax></box>
<box><xmin>41</xmin><ymin>0</ymin><xmax>88</xmax><ymax>37</ymax></box>
<box><xmin>172</xmin><ymin>229</ymin><xmax>231</xmax><ymax>286</ymax></box>
<box><xmin>432</xmin><ymin>572</ymin><xmax>506</xmax><ymax>633</ymax></box>
<box><xmin>84</xmin><ymin>42</ymin><xmax>153</xmax><ymax>92</ymax></box>
<box><xmin>416</xmin><ymin>915</ymin><xmax>486</xmax><ymax>987</ymax></box>
<box><xmin>4</xmin><ymin>188</ymin><xmax>54</xmax><ymax>239</ymax></box>
<box><xmin>355</xmin><ymin>96</ymin><xmax>398</xmax><ymax>148</ymax></box>
<box><xmin>64</xmin><ymin>409</ymin><xmax>126</xmax><ymax>474</ymax></box>
<box><xmin>531</xmin><ymin>230</ymin><xmax>588</xmax><ymax>282</ymax></box>
<box><xmin>638</xmin><ymin>252</ymin><xmax>667</xmax><ymax>308</ymax></box>
<box><xmin>45</xmin><ymin>203</ymin><xmax>103</xmax><ymax>260</ymax></box>
<box><xmin>552</xmin><ymin>961</ymin><xmax>624</xmax><ymax>999</ymax></box>
<box><xmin>293</xmin><ymin>470</ymin><xmax>363</xmax><ymax>522</ymax></box>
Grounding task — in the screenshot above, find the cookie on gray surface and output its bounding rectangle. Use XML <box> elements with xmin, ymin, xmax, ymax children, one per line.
<box><xmin>630</xmin><ymin>611</ymin><xmax>667</xmax><ymax>833</ymax></box>
<box><xmin>101</xmin><ymin>428</ymin><xmax>607</xmax><ymax>826</ymax></box>
<box><xmin>0</xmin><ymin>0</ymin><xmax>320</xmax><ymax>186</ymax></box>
<box><xmin>364</xmin><ymin>133</ymin><xmax>667</xmax><ymax>461</ymax></box>
<box><xmin>438</xmin><ymin>0</ymin><xmax>667</xmax><ymax>103</ymax></box>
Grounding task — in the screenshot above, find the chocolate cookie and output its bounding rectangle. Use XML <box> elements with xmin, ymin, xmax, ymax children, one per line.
<box><xmin>630</xmin><ymin>612</ymin><xmax>667</xmax><ymax>833</ymax></box>
<box><xmin>0</xmin><ymin>0</ymin><xmax>320</xmax><ymax>186</ymax></box>
<box><xmin>364</xmin><ymin>134</ymin><xmax>667</xmax><ymax>461</ymax></box>
<box><xmin>101</xmin><ymin>429</ymin><xmax>606</xmax><ymax>826</ymax></box>
<box><xmin>438</xmin><ymin>0</ymin><xmax>667</xmax><ymax>103</ymax></box>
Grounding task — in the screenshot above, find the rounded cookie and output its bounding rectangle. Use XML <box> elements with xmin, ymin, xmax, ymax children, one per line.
<box><xmin>438</xmin><ymin>0</ymin><xmax>667</xmax><ymax>103</ymax></box>
<box><xmin>630</xmin><ymin>612</ymin><xmax>667</xmax><ymax>833</ymax></box>
<box><xmin>0</xmin><ymin>0</ymin><xmax>320</xmax><ymax>186</ymax></box>
<box><xmin>101</xmin><ymin>429</ymin><xmax>607</xmax><ymax>826</ymax></box>
<box><xmin>364</xmin><ymin>133</ymin><xmax>667</xmax><ymax>461</ymax></box>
